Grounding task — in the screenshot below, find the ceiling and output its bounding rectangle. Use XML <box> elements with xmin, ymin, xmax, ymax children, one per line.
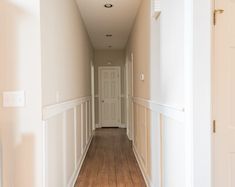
<box><xmin>76</xmin><ymin>0</ymin><xmax>142</xmax><ymax>50</ymax></box>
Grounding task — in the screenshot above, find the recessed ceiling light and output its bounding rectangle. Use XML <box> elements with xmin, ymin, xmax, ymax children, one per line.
<box><xmin>104</xmin><ymin>3</ymin><xmax>113</xmax><ymax>8</ymax></box>
<box><xmin>106</xmin><ymin>34</ymin><xmax>113</xmax><ymax>37</ymax></box>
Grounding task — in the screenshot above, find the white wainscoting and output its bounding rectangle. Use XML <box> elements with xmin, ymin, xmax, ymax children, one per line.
<box><xmin>42</xmin><ymin>96</ymin><xmax>93</xmax><ymax>187</ymax></box>
<box><xmin>132</xmin><ymin>97</ymin><xmax>185</xmax><ymax>187</ymax></box>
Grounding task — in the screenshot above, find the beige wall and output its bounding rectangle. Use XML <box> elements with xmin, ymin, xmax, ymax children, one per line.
<box><xmin>41</xmin><ymin>0</ymin><xmax>94</xmax><ymax>106</ymax></box>
<box><xmin>41</xmin><ymin>0</ymin><xmax>94</xmax><ymax>186</ymax></box>
<box><xmin>126</xmin><ymin>0</ymin><xmax>186</xmax><ymax>186</ymax></box>
<box><xmin>0</xmin><ymin>0</ymin><xmax>43</xmax><ymax>186</ymax></box>
<box><xmin>0</xmin><ymin>0</ymin><xmax>94</xmax><ymax>186</ymax></box>
<box><xmin>94</xmin><ymin>50</ymin><xmax>126</xmax><ymax>125</ymax></box>
<box><xmin>125</xmin><ymin>0</ymin><xmax>151</xmax><ymax>99</ymax></box>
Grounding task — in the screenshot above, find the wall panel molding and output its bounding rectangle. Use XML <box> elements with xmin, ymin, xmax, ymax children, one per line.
<box><xmin>131</xmin><ymin>97</ymin><xmax>185</xmax><ymax>187</ymax></box>
<box><xmin>132</xmin><ymin>97</ymin><xmax>185</xmax><ymax>122</ymax></box>
<box><xmin>42</xmin><ymin>96</ymin><xmax>93</xmax><ymax>187</ymax></box>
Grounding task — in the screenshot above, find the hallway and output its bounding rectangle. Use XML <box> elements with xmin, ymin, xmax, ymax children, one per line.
<box><xmin>0</xmin><ymin>0</ymin><xmax>224</xmax><ymax>186</ymax></box>
<box><xmin>75</xmin><ymin>128</ymin><xmax>146</xmax><ymax>187</ymax></box>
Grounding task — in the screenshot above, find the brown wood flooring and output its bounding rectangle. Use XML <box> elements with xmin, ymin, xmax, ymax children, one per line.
<box><xmin>75</xmin><ymin>128</ymin><xmax>146</xmax><ymax>187</ymax></box>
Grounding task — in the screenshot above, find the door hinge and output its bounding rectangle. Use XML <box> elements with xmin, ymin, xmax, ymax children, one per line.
<box><xmin>213</xmin><ymin>9</ymin><xmax>224</xmax><ymax>26</ymax></box>
<box><xmin>213</xmin><ymin>120</ymin><xmax>216</xmax><ymax>133</ymax></box>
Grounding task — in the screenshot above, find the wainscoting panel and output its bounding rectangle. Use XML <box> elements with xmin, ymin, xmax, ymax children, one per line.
<box><xmin>161</xmin><ymin>115</ymin><xmax>185</xmax><ymax>187</ymax></box>
<box><xmin>43</xmin><ymin>96</ymin><xmax>93</xmax><ymax>187</ymax></box>
<box><xmin>76</xmin><ymin>106</ymin><xmax>82</xmax><ymax>167</ymax></box>
<box><xmin>45</xmin><ymin>115</ymin><xmax>64</xmax><ymax>187</ymax></box>
<box><xmin>132</xmin><ymin>97</ymin><xmax>185</xmax><ymax>187</ymax></box>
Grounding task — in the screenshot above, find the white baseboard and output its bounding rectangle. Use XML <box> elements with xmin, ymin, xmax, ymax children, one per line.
<box><xmin>69</xmin><ymin>135</ymin><xmax>93</xmax><ymax>187</ymax></box>
<box><xmin>95</xmin><ymin>124</ymin><xmax>101</xmax><ymax>128</ymax></box>
<box><xmin>133</xmin><ymin>145</ymin><xmax>152</xmax><ymax>187</ymax></box>
<box><xmin>119</xmin><ymin>123</ymin><xmax>126</xmax><ymax>128</ymax></box>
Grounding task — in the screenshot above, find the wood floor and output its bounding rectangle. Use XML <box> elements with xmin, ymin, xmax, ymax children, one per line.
<box><xmin>75</xmin><ymin>128</ymin><xmax>146</xmax><ymax>187</ymax></box>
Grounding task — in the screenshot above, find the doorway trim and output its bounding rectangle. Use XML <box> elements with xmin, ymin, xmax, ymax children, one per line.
<box><xmin>91</xmin><ymin>61</ymin><xmax>95</xmax><ymax>131</ymax></box>
<box><xmin>98</xmin><ymin>66</ymin><xmax>121</xmax><ymax>127</ymax></box>
<box><xmin>192</xmin><ymin>0</ymin><xmax>213</xmax><ymax>186</ymax></box>
<box><xmin>125</xmin><ymin>53</ymin><xmax>134</xmax><ymax>140</ymax></box>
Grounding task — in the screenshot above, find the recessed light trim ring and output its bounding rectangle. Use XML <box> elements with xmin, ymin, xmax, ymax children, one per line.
<box><xmin>106</xmin><ymin>34</ymin><xmax>113</xmax><ymax>37</ymax></box>
<box><xmin>104</xmin><ymin>3</ymin><xmax>113</xmax><ymax>8</ymax></box>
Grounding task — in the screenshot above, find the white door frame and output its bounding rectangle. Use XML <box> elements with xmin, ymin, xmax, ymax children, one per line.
<box><xmin>98</xmin><ymin>66</ymin><xmax>121</xmax><ymax>127</ymax></box>
<box><xmin>192</xmin><ymin>0</ymin><xmax>213</xmax><ymax>186</ymax></box>
<box><xmin>125</xmin><ymin>53</ymin><xmax>134</xmax><ymax>140</ymax></box>
<box><xmin>91</xmin><ymin>62</ymin><xmax>95</xmax><ymax>131</ymax></box>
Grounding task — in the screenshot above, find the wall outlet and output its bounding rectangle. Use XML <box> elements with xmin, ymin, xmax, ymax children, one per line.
<box><xmin>3</xmin><ymin>91</ymin><xmax>25</xmax><ymax>107</ymax></box>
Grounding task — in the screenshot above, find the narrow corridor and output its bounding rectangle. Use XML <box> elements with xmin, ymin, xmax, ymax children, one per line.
<box><xmin>75</xmin><ymin>128</ymin><xmax>146</xmax><ymax>187</ymax></box>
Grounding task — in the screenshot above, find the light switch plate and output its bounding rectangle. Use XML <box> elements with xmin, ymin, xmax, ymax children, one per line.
<box><xmin>140</xmin><ymin>73</ymin><xmax>145</xmax><ymax>81</ymax></box>
<box><xmin>3</xmin><ymin>91</ymin><xmax>25</xmax><ymax>107</ymax></box>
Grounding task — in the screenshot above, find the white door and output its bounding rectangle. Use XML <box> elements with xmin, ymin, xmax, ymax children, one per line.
<box><xmin>99</xmin><ymin>67</ymin><xmax>121</xmax><ymax>127</ymax></box>
<box><xmin>213</xmin><ymin>0</ymin><xmax>235</xmax><ymax>186</ymax></box>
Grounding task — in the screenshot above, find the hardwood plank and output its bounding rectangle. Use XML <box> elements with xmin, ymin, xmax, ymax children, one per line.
<box><xmin>75</xmin><ymin>128</ymin><xmax>146</xmax><ymax>187</ymax></box>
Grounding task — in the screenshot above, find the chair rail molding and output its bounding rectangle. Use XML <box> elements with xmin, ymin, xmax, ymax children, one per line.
<box><xmin>132</xmin><ymin>97</ymin><xmax>185</xmax><ymax>123</ymax></box>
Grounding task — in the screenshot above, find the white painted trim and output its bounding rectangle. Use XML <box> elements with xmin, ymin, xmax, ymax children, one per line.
<box><xmin>42</xmin><ymin>96</ymin><xmax>91</xmax><ymax>120</ymax></box>
<box><xmin>119</xmin><ymin>124</ymin><xmax>127</xmax><ymax>128</ymax></box>
<box><xmin>73</xmin><ymin>107</ymin><xmax>77</xmax><ymax>169</ymax></box>
<box><xmin>69</xmin><ymin>135</ymin><xmax>93</xmax><ymax>187</ymax></box>
<box><xmin>125</xmin><ymin>60</ymin><xmax>129</xmax><ymax>138</ymax></box>
<box><xmin>98</xmin><ymin>66</ymin><xmax>121</xmax><ymax>127</ymax></box>
<box><xmin>63</xmin><ymin>112</ymin><xmax>67</xmax><ymax>187</ymax></box>
<box><xmin>133</xmin><ymin>145</ymin><xmax>152</xmax><ymax>187</ymax></box>
<box><xmin>91</xmin><ymin>63</ymin><xmax>96</xmax><ymax>130</ymax></box>
<box><xmin>132</xmin><ymin>97</ymin><xmax>185</xmax><ymax>187</ymax></box>
<box><xmin>42</xmin><ymin>121</ymin><xmax>47</xmax><ymax>187</ymax></box>
<box><xmin>85</xmin><ymin>102</ymin><xmax>88</xmax><ymax>145</ymax></box>
<box><xmin>81</xmin><ymin>103</ymin><xmax>84</xmax><ymax>153</ymax></box>
<box><xmin>95</xmin><ymin>124</ymin><xmax>101</xmax><ymax>128</ymax></box>
<box><xmin>132</xmin><ymin>97</ymin><xmax>185</xmax><ymax>123</ymax></box>
<box><xmin>120</xmin><ymin>94</ymin><xmax>126</xmax><ymax>98</ymax></box>
<box><xmin>126</xmin><ymin>53</ymin><xmax>134</xmax><ymax>140</ymax></box>
<box><xmin>184</xmin><ymin>0</ymin><xmax>194</xmax><ymax>187</ymax></box>
<box><xmin>42</xmin><ymin>96</ymin><xmax>93</xmax><ymax>187</ymax></box>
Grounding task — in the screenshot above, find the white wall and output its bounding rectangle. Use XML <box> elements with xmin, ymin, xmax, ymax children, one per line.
<box><xmin>0</xmin><ymin>0</ymin><xmax>43</xmax><ymax>186</ymax></box>
<box><xmin>150</xmin><ymin>0</ymin><xmax>185</xmax><ymax>107</ymax></box>
<box><xmin>125</xmin><ymin>0</ymin><xmax>210</xmax><ymax>186</ymax></box>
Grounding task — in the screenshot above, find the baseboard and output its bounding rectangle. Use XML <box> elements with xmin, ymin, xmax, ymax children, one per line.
<box><xmin>95</xmin><ymin>124</ymin><xmax>101</xmax><ymax>128</ymax></box>
<box><xmin>69</xmin><ymin>134</ymin><xmax>93</xmax><ymax>187</ymax></box>
<box><xmin>95</xmin><ymin>124</ymin><xmax>126</xmax><ymax>128</ymax></box>
<box><xmin>133</xmin><ymin>145</ymin><xmax>152</xmax><ymax>187</ymax></box>
<box><xmin>119</xmin><ymin>123</ymin><xmax>126</xmax><ymax>128</ymax></box>
<box><xmin>127</xmin><ymin>132</ymin><xmax>132</xmax><ymax>141</ymax></box>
